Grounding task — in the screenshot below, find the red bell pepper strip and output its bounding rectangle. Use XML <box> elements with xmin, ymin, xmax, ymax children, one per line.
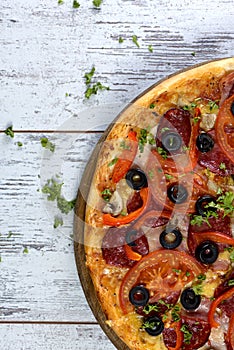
<box><xmin>167</xmin><ymin>321</ymin><xmax>183</xmax><ymax>350</ymax></box>
<box><xmin>208</xmin><ymin>287</ymin><xmax>234</xmax><ymax>328</ymax></box>
<box><xmin>192</xmin><ymin>231</ymin><xmax>234</xmax><ymax>247</ymax></box>
<box><xmin>103</xmin><ymin>187</ymin><xmax>149</xmax><ymax>227</ymax></box>
<box><xmin>124</xmin><ymin>244</ymin><xmax>142</xmax><ymax>261</ymax></box>
<box><xmin>112</xmin><ymin>130</ymin><xmax>138</xmax><ymax>183</ymax></box>
<box><xmin>227</xmin><ymin>314</ymin><xmax>234</xmax><ymax>349</ymax></box>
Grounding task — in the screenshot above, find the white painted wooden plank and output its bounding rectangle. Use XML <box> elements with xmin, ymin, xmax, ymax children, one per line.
<box><xmin>0</xmin><ymin>324</ymin><xmax>116</xmax><ymax>350</ymax></box>
<box><xmin>0</xmin><ymin>133</ymin><xmax>102</xmax><ymax>321</ymax></box>
<box><xmin>0</xmin><ymin>0</ymin><xmax>233</xmax><ymax>130</ymax></box>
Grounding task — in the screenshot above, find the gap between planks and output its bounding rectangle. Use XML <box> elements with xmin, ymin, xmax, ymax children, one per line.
<box><xmin>0</xmin><ymin>321</ymin><xmax>98</xmax><ymax>325</ymax></box>
<box><xmin>0</xmin><ymin>130</ymin><xmax>104</xmax><ymax>134</ymax></box>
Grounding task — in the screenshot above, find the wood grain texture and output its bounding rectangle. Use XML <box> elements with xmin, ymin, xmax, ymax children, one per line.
<box><xmin>0</xmin><ymin>0</ymin><xmax>233</xmax><ymax>130</ymax></box>
<box><xmin>0</xmin><ymin>0</ymin><xmax>233</xmax><ymax>348</ymax></box>
<box><xmin>0</xmin><ymin>324</ymin><xmax>116</xmax><ymax>350</ymax></box>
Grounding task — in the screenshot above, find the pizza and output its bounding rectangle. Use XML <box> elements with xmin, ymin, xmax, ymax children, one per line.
<box><xmin>79</xmin><ymin>57</ymin><xmax>234</xmax><ymax>350</ymax></box>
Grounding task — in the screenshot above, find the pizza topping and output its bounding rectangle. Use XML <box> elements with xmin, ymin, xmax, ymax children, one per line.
<box><xmin>103</xmin><ymin>190</ymin><xmax>124</xmax><ymax>216</ymax></box>
<box><xmin>161</xmin><ymin>132</ymin><xmax>182</xmax><ymax>153</ymax></box>
<box><xmin>219</xmin><ymin>71</ymin><xmax>234</xmax><ymax>105</ymax></box>
<box><xmin>163</xmin><ymin>321</ymin><xmax>183</xmax><ymax>350</ymax></box>
<box><xmin>102</xmin><ymin>227</ymin><xmax>149</xmax><ymax>268</ymax></box>
<box><xmin>195</xmin><ymin>240</ymin><xmax>219</xmax><ymax>264</ymax></box>
<box><xmin>195</xmin><ymin>194</ymin><xmax>216</xmax><ymax>216</ymax></box>
<box><xmin>167</xmin><ymin>183</ymin><xmax>188</xmax><ymax>204</ymax></box>
<box><xmin>180</xmin><ymin>317</ymin><xmax>211</xmax><ymax>349</ymax></box>
<box><xmin>231</xmin><ymin>100</ymin><xmax>234</xmax><ymax>115</ymax></box>
<box><xmin>208</xmin><ymin>287</ymin><xmax>234</xmax><ymax>328</ymax></box>
<box><xmin>180</xmin><ymin>288</ymin><xmax>201</xmax><ymax>311</ymax></box>
<box><xmin>196</xmin><ymin>132</ymin><xmax>214</xmax><ymax>153</ymax></box>
<box><xmin>129</xmin><ymin>285</ymin><xmax>150</xmax><ymax>307</ymax></box>
<box><xmin>125</xmin><ymin>169</ymin><xmax>148</xmax><ymax>190</ymax></box>
<box><xmin>142</xmin><ymin>316</ymin><xmax>164</xmax><ymax>336</ymax></box>
<box><xmin>127</xmin><ymin>191</ymin><xmax>143</xmax><ymax>214</ymax></box>
<box><xmin>159</xmin><ymin>228</ymin><xmax>183</xmax><ymax>250</ymax></box>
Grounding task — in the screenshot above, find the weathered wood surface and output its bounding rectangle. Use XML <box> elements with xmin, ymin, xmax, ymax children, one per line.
<box><xmin>0</xmin><ymin>0</ymin><xmax>233</xmax><ymax>348</ymax></box>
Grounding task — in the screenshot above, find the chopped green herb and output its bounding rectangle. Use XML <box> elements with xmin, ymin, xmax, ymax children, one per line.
<box><xmin>197</xmin><ymin>274</ymin><xmax>206</xmax><ymax>281</ymax></box>
<box><xmin>182</xmin><ymin>102</ymin><xmax>197</xmax><ymax>111</ymax></box>
<box><xmin>118</xmin><ymin>36</ymin><xmax>124</xmax><ymax>43</ymax></box>
<box><xmin>17</xmin><ymin>141</ymin><xmax>23</xmax><ymax>147</ymax></box>
<box><xmin>40</xmin><ymin>137</ymin><xmax>55</xmax><ymax>152</ymax></box>
<box><xmin>208</xmin><ymin>100</ymin><xmax>219</xmax><ymax>111</ymax></box>
<box><xmin>138</xmin><ymin>128</ymin><xmax>155</xmax><ymax>153</ymax></box>
<box><xmin>120</xmin><ymin>140</ymin><xmax>130</xmax><ymax>150</ymax></box>
<box><xmin>23</xmin><ymin>247</ymin><xmax>29</xmax><ymax>254</ymax></box>
<box><xmin>148</xmin><ymin>170</ymin><xmax>154</xmax><ymax>179</ymax></box>
<box><xmin>85</xmin><ymin>82</ymin><xmax>110</xmax><ymax>99</ymax></box>
<box><xmin>171</xmin><ymin>304</ymin><xmax>181</xmax><ymax>322</ymax></box>
<box><xmin>4</xmin><ymin>125</ymin><xmax>14</xmax><ymax>138</ymax></box>
<box><xmin>120</xmin><ymin>209</ymin><xmax>127</xmax><ymax>216</ymax></box>
<box><xmin>42</xmin><ymin>177</ymin><xmax>76</xmax><ymax>214</ymax></box>
<box><xmin>143</xmin><ymin>304</ymin><xmax>160</xmax><ymax>314</ymax></box>
<box><xmin>84</xmin><ymin>67</ymin><xmax>95</xmax><ymax>85</ymax></box>
<box><xmin>7</xmin><ymin>231</ymin><xmax>13</xmax><ymax>238</ymax></box>
<box><xmin>229</xmin><ymin>249</ymin><xmax>234</xmax><ymax>262</ymax></box>
<box><xmin>186</xmin><ymin>271</ymin><xmax>191</xmax><ymax>277</ymax></box>
<box><xmin>205</xmin><ymin>191</ymin><xmax>234</xmax><ymax>217</ymax></box>
<box><xmin>160</xmin><ymin>127</ymin><xmax>170</xmax><ymax>134</ymax></box>
<box><xmin>73</xmin><ymin>0</ymin><xmax>80</xmax><ymax>8</ymax></box>
<box><xmin>191</xmin><ymin>52</ymin><xmax>196</xmax><ymax>57</ymax></box>
<box><xmin>108</xmin><ymin>157</ymin><xmax>118</xmax><ymax>167</ymax></box>
<box><xmin>190</xmin><ymin>210</ymin><xmax>218</xmax><ymax>227</ymax></box>
<box><xmin>219</xmin><ymin>162</ymin><xmax>226</xmax><ymax>170</ymax></box>
<box><xmin>149</xmin><ymin>103</ymin><xmax>155</xmax><ymax>109</ymax></box>
<box><xmin>172</xmin><ymin>268</ymin><xmax>181</xmax><ymax>275</ymax></box>
<box><xmin>142</xmin><ymin>320</ymin><xmax>160</xmax><ymax>330</ymax></box>
<box><xmin>182</xmin><ymin>146</ymin><xmax>190</xmax><ymax>151</ymax></box>
<box><xmin>193</xmin><ymin>117</ymin><xmax>201</xmax><ymax>124</ymax></box>
<box><xmin>101</xmin><ymin>189</ymin><xmax>112</xmax><ymax>202</ymax></box>
<box><xmin>180</xmin><ymin>324</ymin><xmax>192</xmax><ymax>344</ymax></box>
<box><xmin>0</xmin><ymin>256</ymin><xmax>2</xmax><ymax>262</ymax></box>
<box><xmin>148</xmin><ymin>45</ymin><xmax>153</xmax><ymax>53</ymax></box>
<box><xmin>58</xmin><ymin>0</ymin><xmax>64</xmax><ymax>4</ymax></box>
<box><xmin>132</xmin><ymin>35</ymin><xmax>140</xmax><ymax>48</ymax></box>
<box><xmin>93</xmin><ymin>0</ymin><xmax>102</xmax><ymax>7</ymax></box>
<box><xmin>192</xmin><ymin>283</ymin><xmax>203</xmax><ymax>295</ymax></box>
<box><xmin>54</xmin><ymin>216</ymin><xmax>64</xmax><ymax>229</ymax></box>
<box><xmin>228</xmin><ymin>279</ymin><xmax>234</xmax><ymax>286</ymax></box>
<box><xmin>157</xmin><ymin>147</ymin><xmax>168</xmax><ymax>159</ymax></box>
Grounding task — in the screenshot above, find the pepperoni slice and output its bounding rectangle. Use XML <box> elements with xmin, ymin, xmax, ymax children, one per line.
<box><xmin>102</xmin><ymin>227</ymin><xmax>149</xmax><ymax>268</ymax></box>
<box><xmin>180</xmin><ymin>317</ymin><xmax>211</xmax><ymax>349</ymax></box>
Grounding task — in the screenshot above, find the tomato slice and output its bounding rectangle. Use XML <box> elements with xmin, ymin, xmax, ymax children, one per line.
<box><xmin>208</xmin><ymin>287</ymin><xmax>234</xmax><ymax>328</ymax></box>
<box><xmin>112</xmin><ymin>131</ymin><xmax>138</xmax><ymax>183</ymax></box>
<box><xmin>119</xmin><ymin>250</ymin><xmax>204</xmax><ymax>314</ymax></box>
<box><xmin>215</xmin><ymin>94</ymin><xmax>234</xmax><ymax>163</ymax></box>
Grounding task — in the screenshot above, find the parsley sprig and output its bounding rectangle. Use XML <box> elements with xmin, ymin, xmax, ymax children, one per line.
<box><xmin>84</xmin><ymin>67</ymin><xmax>109</xmax><ymax>99</ymax></box>
<box><xmin>4</xmin><ymin>125</ymin><xmax>14</xmax><ymax>138</ymax></box>
<box><xmin>180</xmin><ymin>324</ymin><xmax>192</xmax><ymax>344</ymax></box>
<box><xmin>138</xmin><ymin>128</ymin><xmax>155</xmax><ymax>153</ymax></box>
<box><xmin>40</xmin><ymin>137</ymin><xmax>55</xmax><ymax>152</ymax></box>
<box><xmin>206</xmin><ymin>191</ymin><xmax>234</xmax><ymax>217</ymax></box>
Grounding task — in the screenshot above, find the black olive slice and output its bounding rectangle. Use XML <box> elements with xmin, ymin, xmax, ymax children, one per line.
<box><xmin>180</xmin><ymin>288</ymin><xmax>201</xmax><ymax>310</ymax></box>
<box><xmin>195</xmin><ymin>241</ymin><xmax>219</xmax><ymax>264</ymax></box>
<box><xmin>129</xmin><ymin>286</ymin><xmax>150</xmax><ymax>307</ymax></box>
<box><xmin>143</xmin><ymin>316</ymin><xmax>164</xmax><ymax>336</ymax></box>
<box><xmin>159</xmin><ymin>228</ymin><xmax>182</xmax><ymax>249</ymax></box>
<box><xmin>195</xmin><ymin>195</ymin><xmax>216</xmax><ymax>216</ymax></box>
<box><xmin>167</xmin><ymin>184</ymin><xmax>188</xmax><ymax>204</ymax></box>
<box><xmin>161</xmin><ymin>132</ymin><xmax>182</xmax><ymax>153</ymax></box>
<box><xmin>231</xmin><ymin>101</ymin><xmax>234</xmax><ymax>116</ymax></box>
<box><xmin>196</xmin><ymin>133</ymin><xmax>214</xmax><ymax>153</ymax></box>
<box><xmin>126</xmin><ymin>229</ymin><xmax>138</xmax><ymax>247</ymax></box>
<box><xmin>125</xmin><ymin>169</ymin><xmax>148</xmax><ymax>190</ymax></box>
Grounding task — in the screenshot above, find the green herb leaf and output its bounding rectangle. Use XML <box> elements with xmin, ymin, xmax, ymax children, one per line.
<box><xmin>143</xmin><ymin>304</ymin><xmax>160</xmax><ymax>314</ymax></box>
<box><xmin>93</xmin><ymin>0</ymin><xmax>103</xmax><ymax>7</ymax></box>
<box><xmin>228</xmin><ymin>279</ymin><xmax>234</xmax><ymax>286</ymax></box>
<box><xmin>191</xmin><ymin>52</ymin><xmax>196</xmax><ymax>57</ymax></box>
<box><xmin>118</xmin><ymin>36</ymin><xmax>124</xmax><ymax>43</ymax></box>
<box><xmin>205</xmin><ymin>191</ymin><xmax>234</xmax><ymax>217</ymax></box>
<box><xmin>84</xmin><ymin>66</ymin><xmax>96</xmax><ymax>85</ymax></box>
<box><xmin>40</xmin><ymin>137</ymin><xmax>55</xmax><ymax>152</ymax></box>
<box><xmin>149</xmin><ymin>103</ymin><xmax>155</xmax><ymax>109</ymax></box>
<box><xmin>197</xmin><ymin>274</ymin><xmax>206</xmax><ymax>281</ymax></box>
<box><xmin>165</xmin><ymin>173</ymin><xmax>173</xmax><ymax>180</ymax></box>
<box><xmin>120</xmin><ymin>140</ymin><xmax>130</xmax><ymax>150</ymax></box>
<box><xmin>73</xmin><ymin>0</ymin><xmax>80</xmax><ymax>8</ymax></box>
<box><xmin>219</xmin><ymin>162</ymin><xmax>226</xmax><ymax>170</ymax></box>
<box><xmin>180</xmin><ymin>324</ymin><xmax>192</xmax><ymax>344</ymax></box>
<box><xmin>208</xmin><ymin>100</ymin><xmax>219</xmax><ymax>111</ymax></box>
<box><xmin>132</xmin><ymin>35</ymin><xmax>140</xmax><ymax>48</ymax></box>
<box><xmin>101</xmin><ymin>188</ymin><xmax>112</xmax><ymax>202</ymax></box>
<box><xmin>157</xmin><ymin>147</ymin><xmax>168</xmax><ymax>159</ymax></box>
<box><xmin>142</xmin><ymin>320</ymin><xmax>161</xmax><ymax>330</ymax></box>
<box><xmin>190</xmin><ymin>210</ymin><xmax>218</xmax><ymax>227</ymax></box>
<box><xmin>4</xmin><ymin>125</ymin><xmax>14</xmax><ymax>138</ymax></box>
<box><xmin>23</xmin><ymin>247</ymin><xmax>29</xmax><ymax>254</ymax></box>
<box><xmin>58</xmin><ymin>0</ymin><xmax>64</xmax><ymax>4</ymax></box>
<box><xmin>148</xmin><ymin>45</ymin><xmax>153</xmax><ymax>53</ymax></box>
<box><xmin>17</xmin><ymin>141</ymin><xmax>23</xmax><ymax>147</ymax></box>
<box><xmin>85</xmin><ymin>82</ymin><xmax>109</xmax><ymax>99</ymax></box>
<box><xmin>171</xmin><ymin>304</ymin><xmax>181</xmax><ymax>322</ymax></box>
<box><xmin>42</xmin><ymin>176</ymin><xmax>76</xmax><ymax>214</ymax></box>
<box><xmin>54</xmin><ymin>216</ymin><xmax>64</xmax><ymax>229</ymax></box>
<box><xmin>138</xmin><ymin>128</ymin><xmax>155</xmax><ymax>153</ymax></box>
<box><xmin>108</xmin><ymin>157</ymin><xmax>118</xmax><ymax>167</ymax></box>
<box><xmin>182</xmin><ymin>102</ymin><xmax>197</xmax><ymax>111</ymax></box>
